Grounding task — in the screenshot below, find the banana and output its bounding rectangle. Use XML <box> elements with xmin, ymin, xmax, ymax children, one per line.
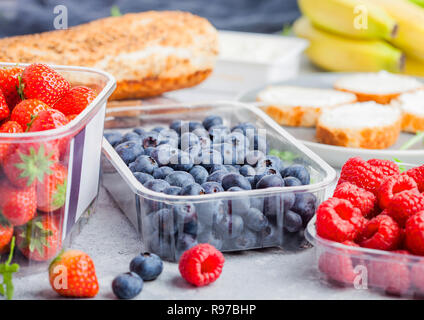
<box><xmin>293</xmin><ymin>17</ymin><xmax>405</xmax><ymax>73</ymax></box>
<box><xmin>368</xmin><ymin>0</ymin><xmax>424</xmax><ymax>61</ymax></box>
<box><xmin>402</xmin><ymin>56</ymin><xmax>424</xmax><ymax>76</ymax></box>
<box><xmin>408</xmin><ymin>0</ymin><xmax>424</xmax><ymax>8</ymax></box>
<box><xmin>298</xmin><ymin>0</ymin><xmax>398</xmax><ymax>40</ymax></box>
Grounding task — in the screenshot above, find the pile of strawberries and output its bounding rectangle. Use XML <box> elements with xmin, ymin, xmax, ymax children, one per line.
<box><xmin>316</xmin><ymin>157</ymin><xmax>424</xmax><ymax>296</ymax></box>
<box><xmin>0</xmin><ymin>63</ymin><xmax>96</xmax><ymax>262</ymax></box>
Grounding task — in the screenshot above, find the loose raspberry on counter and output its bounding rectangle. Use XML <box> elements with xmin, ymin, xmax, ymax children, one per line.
<box><xmin>387</xmin><ymin>190</ymin><xmax>424</xmax><ymax>227</ymax></box>
<box><xmin>405</xmin><ymin>165</ymin><xmax>424</xmax><ymax>193</ymax></box>
<box><xmin>316</xmin><ymin>197</ymin><xmax>366</xmax><ymax>243</ymax></box>
<box><xmin>179</xmin><ymin>243</ymin><xmax>225</xmax><ymax>287</ymax></box>
<box><xmin>359</xmin><ymin>215</ymin><xmax>401</xmax><ymax>251</ymax></box>
<box><xmin>378</xmin><ymin>175</ymin><xmax>419</xmax><ymax>210</ymax></box>
<box><xmin>339</xmin><ymin>157</ymin><xmax>386</xmax><ymax>195</ymax></box>
<box><xmin>367</xmin><ymin>159</ymin><xmax>400</xmax><ymax>178</ymax></box>
<box><xmin>367</xmin><ymin>250</ymin><xmax>411</xmax><ymax>296</ymax></box>
<box><xmin>334</xmin><ymin>182</ymin><xmax>376</xmax><ymax>217</ymax></box>
<box><xmin>405</xmin><ymin>211</ymin><xmax>424</xmax><ymax>256</ymax></box>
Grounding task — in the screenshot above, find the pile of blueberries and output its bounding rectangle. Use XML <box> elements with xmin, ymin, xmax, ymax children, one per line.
<box><xmin>105</xmin><ymin>115</ymin><xmax>317</xmax><ymax>260</ymax></box>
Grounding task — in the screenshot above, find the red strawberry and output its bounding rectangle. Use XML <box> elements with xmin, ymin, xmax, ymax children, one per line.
<box><xmin>49</xmin><ymin>250</ymin><xmax>99</xmax><ymax>298</ymax></box>
<box><xmin>0</xmin><ymin>180</ymin><xmax>36</xmax><ymax>226</ymax></box>
<box><xmin>2</xmin><ymin>141</ymin><xmax>59</xmax><ymax>188</ymax></box>
<box><xmin>66</xmin><ymin>114</ymin><xmax>78</xmax><ymax>122</ymax></box>
<box><xmin>0</xmin><ymin>120</ymin><xmax>23</xmax><ymax>163</ymax></box>
<box><xmin>27</xmin><ymin>109</ymin><xmax>68</xmax><ymax>132</ymax></box>
<box><xmin>0</xmin><ymin>66</ymin><xmax>23</xmax><ymax>108</ymax></box>
<box><xmin>20</xmin><ymin>63</ymin><xmax>70</xmax><ymax>106</ymax></box>
<box><xmin>37</xmin><ymin>163</ymin><xmax>67</xmax><ymax>212</ymax></box>
<box><xmin>16</xmin><ymin>215</ymin><xmax>61</xmax><ymax>261</ymax></box>
<box><xmin>0</xmin><ymin>214</ymin><xmax>13</xmax><ymax>254</ymax></box>
<box><xmin>11</xmin><ymin>99</ymin><xmax>51</xmax><ymax>131</ymax></box>
<box><xmin>53</xmin><ymin>86</ymin><xmax>96</xmax><ymax>116</ymax></box>
<box><xmin>0</xmin><ymin>89</ymin><xmax>10</xmax><ymax>121</ymax></box>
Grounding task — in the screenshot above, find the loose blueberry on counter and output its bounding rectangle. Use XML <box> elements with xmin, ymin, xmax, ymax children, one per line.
<box><xmin>133</xmin><ymin>128</ymin><xmax>146</xmax><ymax>136</ymax></box>
<box><xmin>169</xmin><ymin>150</ymin><xmax>194</xmax><ymax>172</ymax></box>
<box><xmin>173</xmin><ymin>203</ymin><xmax>198</xmax><ymax>236</ymax></box>
<box><xmin>115</xmin><ymin>141</ymin><xmax>144</xmax><ymax>165</ymax></box>
<box><xmin>239</xmin><ymin>165</ymin><xmax>256</xmax><ymax>177</ymax></box>
<box><xmin>163</xmin><ymin>186</ymin><xmax>182</xmax><ymax>195</ymax></box>
<box><xmin>165</xmin><ymin>171</ymin><xmax>195</xmax><ymax>188</ymax></box>
<box><xmin>209</xmin><ymin>164</ymin><xmax>228</xmax><ymax>174</ymax></box>
<box><xmin>134</xmin><ymin>172</ymin><xmax>154</xmax><ymax>185</ymax></box>
<box><xmin>121</xmin><ymin>132</ymin><xmax>140</xmax><ymax>143</ymax></box>
<box><xmin>153</xmin><ymin>166</ymin><xmax>174</xmax><ymax>180</ymax></box>
<box><xmin>130</xmin><ymin>252</ymin><xmax>163</xmax><ymax>281</ymax></box>
<box><xmin>202</xmin><ymin>182</ymin><xmax>224</xmax><ymax>194</ymax></box>
<box><xmin>257</xmin><ymin>155</ymin><xmax>284</xmax><ymax>173</ymax></box>
<box><xmin>244</xmin><ymin>208</ymin><xmax>268</xmax><ymax>232</ymax></box>
<box><xmin>227</xmin><ymin>186</ymin><xmax>251</xmax><ymax>216</ymax></box>
<box><xmin>179</xmin><ymin>132</ymin><xmax>200</xmax><ymax>151</ymax></box>
<box><xmin>132</xmin><ymin>155</ymin><xmax>159</xmax><ymax>175</ymax></box>
<box><xmin>104</xmin><ymin>131</ymin><xmax>123</xmax><ymax>147</ymax></box>
<box><xmin>245</xmin><ymin>150</ymin><xmax>265</xmax><ymax>166</ymax></box>
<box><xmin>207</xmin><ymin>170</ymin><xmax>228</xmax><ymax>184</ymax></box>
<box><xmin>283</xmin><ymin>210</ymin><xmax>303</xmax><ymax>233</ymax></box>
<box><xmin>292</xmin><ymin>193</ymin><xmax>317</xmax><ymax>227</ymax></box>
<box><xmin>189</xmin><ymin>165</ymin><xmax>209</xmax><ymax>185</ymax></box>
<box><xmin>256</xmin><ymin>174</ymin><xmax>285</xmax><ymax>189</ymax></box>
<box><xmin>222</xmin><ymin>173</ymin><xmax>251</xmax><ymax>191</ymax></box>
<box><xmin>112</xmin><ymin>272</ymin><xmax>143</xmax><ymax>300</ymax></box>
<box><xmin>283</xmin><ymin>177</ymin><xmax>302</xmax><ymax>187</ymax></box>
<box><xmin>140</xmin><ymin>131</ymin><xmax>160</xmax><ymax>148</ymax></box>
<box><xmin>203</xmin><ymin>115</ymin><xmax>223</xmax><ymax>131</ymax></box>
<box><xmin>143</xmin><ymin>179</ymin><xmax>171</xmax><ymax>193</ymax></box>
<box><xmin>180</xmin><ymin>183</ymin><xmax>205</xmax><ymax>196</ymax></box>
<box><xmin>281</xmin><ymin>165</ymin><xmax>310</xmax><ymax>185</ymax></box>
<box><xmin>215</xmin><ymin>212</ymin><xmax>244</xmax><ymax>240</ymax></box>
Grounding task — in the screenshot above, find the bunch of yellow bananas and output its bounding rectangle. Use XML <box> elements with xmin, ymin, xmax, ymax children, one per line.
<box><xmin>294</xmin><ymin>0</ymin><xmax>424</xmax><ymax>76</ymax></box>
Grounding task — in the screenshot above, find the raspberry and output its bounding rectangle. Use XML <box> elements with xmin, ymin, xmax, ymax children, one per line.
<box><xmin>378</xmin><ymin>175</ymin><xmax>419</xmax><ymax>210</ymax></box>
<box><xmin>405</xmin><ymin>165</ymin><xmax>424</xmax><ymax>192</ymax></box>
<box><xmin>339</xmin><ymin>157</ymin><xmax>385</xmax><ymax>195</ymax></box>
<box><xmin>367</xmin><ymin>159</ymin><xmax>400</xmax><ymax>178</ymax></box>
<box><xmin>179</xmin><ymin>243</ymin><xmax>225</xmax><ymax>287</ymax></box>
<box><xmin>359</xmin><ymin>215</ymin><xmax>401</xmax><ymax>251</ymax></box>
<box><xmin>334</xmin><ymin>182</ymin><xmax>376</xmax><ymax>217</ymax></box>
<box><xmin>405</xmin><ymin>211</ymin><xmax>424</xmax><ymax>256</ymax></box>
<box><xmin>387</xmin><ymin>190</ymin><xmax>424</xmax><ymax>227</ymax></box>
<box><xmin>367</xmin><ymin>250</ymin><xmax>410</xmax><ymax>296</ymax></box>
<box><xmin>316</xmin><ymin>197</ymin><xmax>366</xmax><ymax>243</ymax></box>
<box><xmin>411</xmin><ymin>261</ymin><xmax>424</xmax><ymax>295</ymax></box>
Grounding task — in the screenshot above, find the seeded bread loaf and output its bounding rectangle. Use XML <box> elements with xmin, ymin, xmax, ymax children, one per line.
<box><xmin>0</xmin><ymin>11</ymin><xmax>219</xmax><ymax>101</ymax></box>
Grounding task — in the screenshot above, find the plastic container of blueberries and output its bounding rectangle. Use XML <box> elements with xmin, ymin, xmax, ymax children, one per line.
<box><xmin>0</xmin><ymin>62</ymin><xmax>116</xmax><ymax>275</ymax></box>
<box><xmin>101</xmin><ymin>102</ymin><xmax>337</xmax><ymax>262</ymax></box>
<box><xmin>306</xmin><ymin>164</ymin><xmax>424</xmax><ymax>298</ymax></box>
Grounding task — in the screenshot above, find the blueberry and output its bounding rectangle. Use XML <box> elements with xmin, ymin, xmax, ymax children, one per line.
<box><xmin>121</xmin><ymin>132</ymin><xmax>140</xmax><ymax>143</ymax></box>
<box><xmin>151</xmin><ymin>145</ymin><xmax>179</xmax><ymax>166</ymax></box>
<box><xmin>173</xmin><ymin>203</ymin><xmax>198</xmax><ymax>236</ymax></box>
<box><xmin>215</xmin><ymin>212</ymin><xmax>244</xmax><ymax>240</ymax></box>
<box><xmin>202</xmin><ymin>182</ymin><xmax>224</xmax><ymax>194</ymax></box>
<box><xmin>198</xmin><ymin>135</ymin><xmax>211</xmax><ymax>150</ymax></box>
<box><xmin>284</xmin><ymin>177</ymin><xmax>302</xmax><ymax>187</ymax></box>
<box><xmin>207</xmin><ymin>170</ymin><xmax>228</xmax><ymax>184</ymax></box>
<box><xmin>231</xmin><ymin>229</ymin><xmax>259</xmax><ymax>250</ymax></box>
<box><xmin>231</xmin><ymin>122</ymin><xmax>257</xmax><ymax>137</ymax></box>
<box><xmin>133</xmin><ymin>172</ymin><xmax>154</xmax><ymax>184</ymax></box>
<box><xmin>189</xmin><ymin>165</ymin><xmax>209</xmax><ymax>185</ymax></box>
<box><xmin>203</xmin><ymin>115</ymin><xmax>223</xmax><ymax>131</ymax></box>
<box><xmin>140</xmin><ymin>131</ymin><xmax>160</xmax><ymax>148</ymax></box>
<box><xmin>176</xmin><ymin>234</ymin><xmax>198</xmax><ymax>258</ymax></box>
<box><xmin>194</xmin><ymin>149</ymin><xmax>222</xmax><ymax>170</ymax></box>
<box><xmin>245</xmin><ymin>150</ymin><xmax>265</xmax><ymax>166</ymax></box>
<box><xmin>180</xmin><ymin>183</ymin><xmax>205</xmax><ymax>196</ymax></box>
<box><xmin>281</xmin><ymin>165</ymin><xmax>310</xmax><ymax>185</ymax></box>
<box><xmin>220</xmin><ymin>142</ymin><xmax>242</xmax><ymax>165</ymax></box>
<box><xmin>130</xmin><ymin>252</ymin><xmax>163</xmax><ymax>281</ymax></box>
<box><xmin>239</xmin><ymin>165</ymin><xmax>256</xmax><ymax>177</ymax></box>
<box><xmin>253</xmin><ymin>134</ymin><xmax>269</xmax><ymax>154</ymax></box>
<box><xmin>263</xmin><ymin>195</ymin><xmax>283</xmax><ymax>223</ymax></box>
<box><xmin>227</xmin><ymin>187</ymin><xmax>250</xmax><ymax>216</ymax></box>
<box><xmin>115</xmin><ymin>141</ymin><xmax>144</xmax><ymax>165</ymax></box>
<box><xmin>254</xmin><ymin>167</ymin><xmax>281</xmax><ymax>186</ymax></box>
<box><xmin>150</xmin><ymin>208</ymin><xmax>176</xmax><ymax>235</ymax></box>
<box><xmin>143</xmin><ymin>147</ymin><xmax>156</xmax><ymax>156</ymax></box>
<box><xmin>262</xmin><ymin>225</ymin><xmax>279</xmax><ymax>246</ymax></box>
<box><xmin>256</xmin><ymin>174</ymin><xmax>285</xmax><ymax>189</ymax></box>
<box><xmin>179</xmin><ymin>132</ymin><xmax>199</xmax><ymax>151</ymax></box>
<box><xmin>224</xmin><ymin>165</ymin><xmax>239</xmax><ymax>173</ymax></box>
<box><xmin>143</xmin><ymin>179</ymin><xmax>170</xmax><ymax>193</ymax></box>
<box><xmin>148</xmin><ymin>231</ymin><xmax>173</xmax><ymax>260</ymax></box>
<box><xmin>112</xmin><ymin>272</ymin><xmax>143</xmax><ymax>299</ymax></box>
<box><xmin>250</xmin><ymin>197</ymin><xmax>264</xmax><ymax>212</ymax></box>
<box><xmin>169</xmin><ymin>120</ymin><xmax>186</xmax><ymax>135</ymax></box>
<box><xmin>158</xmin><ymin>129</ymin><xmax>179</xmax><ymax>145</ymax></box>
<box><xmin>224</xmin><ymin>132</ymin><xmax>250</xmax><ymax>151</ymax></box>
<box><xmin>222</xmin><ymin>173</ymin><xmax>251</xmax><ymax>190</ymax></box>
<box><xmin>153</xmin><ymin>166</ymin><xmax>174</xmax><ymax>179</ymax></box>
<box><xmin>165</xmin><ymin>171</ymin><xmax>195</xmax><ymax>188</ymax></box>
<box><xmin>282</xmin><ymin>192</ymin><xmax>296</xmax><ymax>212</ymax></box>
<box><xmin>196</xmin><ymin>200</ymin><xmax>225</xmax><ymax>227</ymax></box>
<box><xmin>128</xmin><ymin>162</ymin><xmax>137</xmax><ymax>172</ymax></box>
<box><xmin>244</xmin><ymin>208</ymin><xmax>268</xmax><ymax>232</ymax></box>
<box><xmin>133</xmin><ymin>128</ymin><xmax>146</xmax><ymax>136</ymax></box>
<box><xmin>257</xmin><ymin>155</ymin><xmax>284</xmax><ymax>173</ymax></box>
<box><xmin>284</xmin><ymin>210</ymin><xmax>303</xmax><ymax>233</ymax></box>
<box><xmin>192</xmin><ymin>127</ymin><xmax>210</xmax><ymax>138</ymax></box>
<box><xmin>209</xmin><ymin>164</ymin><xmax>228</xmax><ymax>174</ymax></box>
<box><xmin>163</xmin><ymin>186</ymin><xmax>182</xmax><ymax>195</ymax></box>
<box><xmin>209</xmin><ymin>125</ymin><xmax>230</xmax><ymax>143</ymax></box>
<box><xmin>292</xmin><ymin>193</ymin><xmax>317</xmax><ymax>226</ymax></box>
<box><xmin>151</xmin><ymin>126</ymin><xmax>165</xmax><ymax>133</ymax></box>
<box><xmin>198</xmin><ymin>231</ymin><xmax>223</xmax><ymax>250</ymax></box>
<box><xmin>131</xmin><ymin>155</ymin><xmax>158</xmax><ymax>174</ymax></box>
<box><xmin>169</xmin><ymin>150</ymin><xmax>194</xmax><ymax>172</ymax></box>
<box><xmin>104</xmin><ymin>131</ymin><xmax>123</xmax><ymax>147</ymax></box>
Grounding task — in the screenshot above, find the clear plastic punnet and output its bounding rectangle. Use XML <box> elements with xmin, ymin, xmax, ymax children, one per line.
<box><xmin>0</xmin><ymin>62</ymin><xmax>116</xmax><ymax>275</ymax></box>
<box><xmin>102</xmin><ymin>102</ymin><xmax>337</xmax><ymax>262</ymax></box>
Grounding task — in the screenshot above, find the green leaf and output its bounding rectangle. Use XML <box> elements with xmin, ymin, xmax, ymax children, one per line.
<box><xmin>281</xmin><ymin>24</ymin><xmax>293</xmax><ymax>36</ymax></box>
<box><xmin>392</xmin><ymin>158</ymin><xmax>406</xmax><ymax>173</ymax></box>
<box><xmin>400</xmin><ymin>131</ymin><xmax>424</xmax><ymax>150</ymax></box>
<box><xmin>269</xmin><ymin>149</ymin><xmax>299</xmax><ymax>162</ymax></box>
<box><xmin>0</xmin><ymin>237</ymin><xmax>20</xmax><ymax>300</ymax></box>
<box><xmin>110</xmin><ymin>5</ymin><xmax>122</xmax><ymax>17</ymax></box>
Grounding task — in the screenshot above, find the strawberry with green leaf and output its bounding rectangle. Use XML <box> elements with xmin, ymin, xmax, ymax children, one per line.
<box><xmin>0</xmin><ymin>237</ymin><xmax>20</xmax><ymax>300</ymax></box>
<box><xmin>0</xmin><ymin>215</ymin><xmax>13</xmax><ymax>254</ymax></box>
<box><xmin>0</xmin><ymin>89</ymin><xmax>10</xmax><ymax>121</ymax></box>
<box><xmin>53</xmin><ymin>86</ymin><xmax>96</xmax><ymax>116</ymax></box>
<box><xmin>16</xmin><ymin>215</ymin><xmax>61</xmax><ymax>262</ymax></box>
<box><xmin>0</xmin><ymin>180</ymin><xmax>36</xmax><ymax>226</ymax></box>
<box><xmin>10</xmin><ymin>99</ymin><xmax>51</xmax><ymax>131</ymax></box>
<box><xmin>0</xmin><ymin>66</ymin><xmax>23</xmax><ymax>109</ymax></box>
<box><xmin>0</xmin><ymin>120</ymin><xmax>23</xmax><ymax>164</ymax></box>
<box><xmin>37</xmin><ymin>163</ymin><xmax>67</xmax><ymax>212</ymax></box>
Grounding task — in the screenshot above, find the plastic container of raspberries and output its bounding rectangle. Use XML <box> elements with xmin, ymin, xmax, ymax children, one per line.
<box><xmin>306</xmin><ymin>162</ymin><xmax>424</xmax><ymax>298</ymax></box>
<box><xmin>0</xmin><ymin>62</ymin><xmax>116</xmax><ymax>275</ymax></box>
<box><xmin>101</xmin><ymin>101</ymin><xmax>337</xmax><ymax>262</ymax></box>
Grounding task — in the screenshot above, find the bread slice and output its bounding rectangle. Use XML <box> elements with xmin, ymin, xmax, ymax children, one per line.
<box><xmin>257</xmin><ymin>86</ymin><xmax>357</xmax><ymax>127</ymax></box>
<box><xmin>316</xmin><ymin>102</ymin><xmax>402</xmax><ymax>149</ymax></box>
<box><xmin>0</xmin><ymin>11</ymin><xmax>218</xmax><ymax>101</ymax></box>
<box><xmin>393</xmin><ymin>89</ymin><xmax>424</xmax><ymax>133</ymax></box>
<box><xmin>334</xmin><ymin>72</ymin><xmax>424</xmax><ymax>104</ymax></box>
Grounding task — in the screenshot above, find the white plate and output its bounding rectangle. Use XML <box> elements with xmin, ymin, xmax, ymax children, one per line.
<box><xmin>237</xmin><ymin>73</ymin><xmax>424</xmax><ymax>168</ymax></box>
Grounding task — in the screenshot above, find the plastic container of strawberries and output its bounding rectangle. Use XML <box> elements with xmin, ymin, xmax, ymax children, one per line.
<box><xmin>101</xmin><ymin>102</ymin><xmax>337</xmax><ymax>262</ymax></box>
<box><xmin>305</xmin><ymin>163</ymin><xmax>424</xmax><ymax>298</ymax></box>
<box><xmin>0</xmin><ymin>62</ymin><xmax>116</xmax><ymax>275</ymax></box>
